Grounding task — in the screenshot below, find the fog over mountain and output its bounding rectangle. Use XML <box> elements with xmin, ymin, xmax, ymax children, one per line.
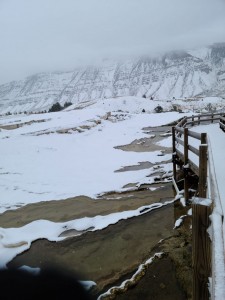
<box><xmin>0</xmin><ymin>0</ymin><xmax>225</xmax><ymax>84</ymax></box>
<box><xmin>0</xmin><ymin>42</ymin><xmax>224</xmax><ymax>114</ymax></box>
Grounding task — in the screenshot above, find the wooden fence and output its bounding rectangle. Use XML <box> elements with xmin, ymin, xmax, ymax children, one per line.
<box><xmin>172</xmin><ymin>112</ymin><xmax>224</xmax><ymax>300</ymax></box>
<box><xmin>219</xmin><ymin>115</ymin><xmax>225</xmax><ymax>131</ymax></box>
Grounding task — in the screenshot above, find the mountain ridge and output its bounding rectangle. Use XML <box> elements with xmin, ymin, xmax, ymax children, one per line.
<box><xmin>0</xmin><ymin>43</ymin><xmax>224</xmax><ymax>114</ymax></box>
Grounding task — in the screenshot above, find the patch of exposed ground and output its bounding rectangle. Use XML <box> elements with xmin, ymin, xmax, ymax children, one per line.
<box><xmin>0</xmin><ymin>183</ymin><xmax>173</xmax><ymax>228</ymax></box>
<box><xmin>0</xmin><ymin>119</ymin><xmax>49</xmax><ymax>130</ymax></box>
<box><xmin>117</xmin><ymin>125</ymin><xmax>171</xmax><ymax>149</ymax></box>
<box><xmin>115</xmin><ymin>161</ymin><xmax>153</xmax><ymax>172</ymax></box>
<box><xmin>96</xmin><ymin>200</ymin><xmax>192</xmax><ymax>300</ymax></box>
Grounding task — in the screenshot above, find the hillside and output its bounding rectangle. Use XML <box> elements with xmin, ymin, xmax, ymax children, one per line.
<box><xmin>0</xmin><ymin>43</ymin><xmax>224</xmax><ymax>114</ymax></box>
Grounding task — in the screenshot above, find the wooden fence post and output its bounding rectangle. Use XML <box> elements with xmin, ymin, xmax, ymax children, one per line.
<box><xmin>192</xmin><ymin>199</ymin><xmax>211</xmax><ymax>300</ymax></box>
<box><xmin>199</xmin><ymin>144</ymin><xmax>207</xmax><ymax>198</ymax></box>
<box><xmin>184</xmin><ymin>127</ymin><xmax>189</xmax><ymax>202</ymax></box>
<box><xmin>172</xmin><ymin>126</ymin><xmax>177</xmax><ymax>181</ymax></box>
<box><xmin>201</xmin><ymin>133</ymin><xmax>207</xmax><ymax>145</ymax></box>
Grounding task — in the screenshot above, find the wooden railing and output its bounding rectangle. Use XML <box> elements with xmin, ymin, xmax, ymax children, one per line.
<box><xmin>172</xmin><ymin>112</ymin><xmax>224</xmax><ymax>300</ymax></box>
<box><xmin>173</xmin><ymin>123</ymin><xmax>206</xmax><ymax>201</ymax></box>
<box><xmin>176</xmin><ymin>113</ymin><xmax>221</xmax><ymax>128</ymax></box>
<box><xmin>172</xmin><ymin>113</ymin><xmax>224</xmax><ymax>199</ymax></box>
<box><xmin>219</xmin><ymin>115</ymin><xmax>225</xmax><ymax>131</ymax></box>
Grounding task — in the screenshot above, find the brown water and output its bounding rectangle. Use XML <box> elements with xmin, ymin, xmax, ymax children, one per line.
<box><xmin>8</xmin><ymin>202</ymin><xmax>176</xmax><ymax>292</ymax></box>
<box><xmin>0</xmin><ymin>184</ymin><xmax>173</xmax><ymax>228</ymax></box>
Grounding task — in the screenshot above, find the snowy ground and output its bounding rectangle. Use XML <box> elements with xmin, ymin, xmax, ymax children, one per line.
<box><xmin>0</xmin><ymin>105</ymin><xmax>181</xmax><ymax>212</ymax></box>
<box><xmin>65</xmin><ymin>95</ymin><xmax>225</xmax><ymax>114</ymax></box>
<box><xmin>0</xmin><ymin>96</ymin><xmax>202</xmax><ymax>295</ymax></box>
<box><xmin>0</xmin><ymin>98</ymin><xmax>183</xmax><ymax>272</ymax></box>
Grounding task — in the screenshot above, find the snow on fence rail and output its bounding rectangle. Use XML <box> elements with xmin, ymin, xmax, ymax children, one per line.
<box><xmin>172</xmin><ymin>112</ymin><xmax>225</xmax><ymax>300</ymax></box>
<box><xmin>172</xmin><ymin>117</ymin><xmax>208</xmax><ymax>201</ymax></box>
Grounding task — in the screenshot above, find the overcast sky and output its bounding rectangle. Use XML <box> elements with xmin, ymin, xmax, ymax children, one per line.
<box><xmin>0</xmin><ymin>0</ymin><xmax>225</xmax><ymax>84</ymax></box>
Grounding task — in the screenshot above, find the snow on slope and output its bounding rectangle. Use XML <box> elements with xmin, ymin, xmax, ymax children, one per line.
<box><xmin>0</xmin><ymin>43</ymin><xmax>225</xmax><ymax>114</ymax></box>
<box><xmin>65</xmin><ymin>95</ymin><xmax>225</xmax><ymax>115</ymax></box>
<box><xmin>0</xmin><ymin>103</ymin><xmax>182</xmax><ymax>213</ymax></box>
<box><xmin>0</xmin><ymin>94</ymin><xmax>224</xmax><ymax>213</ymax></box>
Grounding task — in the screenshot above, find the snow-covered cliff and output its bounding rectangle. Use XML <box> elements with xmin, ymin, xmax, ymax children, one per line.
<box><xmin>0</xmin><ymin>43</ymin><xmax>224</xmax><ymax>114</ymax></box>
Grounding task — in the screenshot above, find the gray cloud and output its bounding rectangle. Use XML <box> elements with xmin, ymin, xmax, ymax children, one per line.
<box><xmin>0</xmin><ymin>0</ymin><xmax>225</xmax><ymax>84</ymax></box>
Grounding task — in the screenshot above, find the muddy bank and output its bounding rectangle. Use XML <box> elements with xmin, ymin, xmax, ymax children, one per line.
<box><xmin>8</xmin><ymin>202</ymin><xmax>176</xmax><ymax>292</ymax></box>
<box><xmin>6</xmin><ymin>197</ymin><xmax>193</xmax><ymax>299</ymax></box>
<box><xmin>0</xmin><ymin>183</ymin><xmax>173</xmax><ymax>228</ymax></box>
<box><xmin>115</xmin><ymin>126</ymin><xmax>172</xmax><ymax>154</ymax></box>
<box><xmin>96</xmin><ymin>201</ymin><xmax>192</xmax><ymax>300</ymax></box>
<box><xmin>112</xmin><ymin>256</ymin><xmax>186</xmax><ymax>300</ymax></box>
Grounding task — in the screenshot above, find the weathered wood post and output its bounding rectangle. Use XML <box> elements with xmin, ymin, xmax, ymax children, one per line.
<box><xmin>192</xmin><ymin>115</ymin><xmax>194</xmax><ymax>126</ymax></box>
<box><xmin>183</xmin><ymin>127</ymin><xmax>189</xmax><ymax>202</ymax></box>
<box><xmin>172</xmin><ymin>126</ymin><xmax>177</xmax><ymax>181</ymax></box>
<box><xmin>199</xmin><ymin>144</ymin><xmax>207</xmax><ymax>198</ymax></box>
<box><xmin>192</xmin><ymin>134</ymin><xmax>210</xmax><ymax>299</ymax></box>
<box><xmin>192</xmin><ymin>198</ymin><xmax>211</xmax><ymax>300</ymax></box>
<box><xmin>198</xmin><ymin>115</ymin><xmax>200</xmax><ymax>125</ymax></box>
<box><xmin>200</xmin><ymin>133</ymin><xmax>207</xmax><ymax>145</ymax></box>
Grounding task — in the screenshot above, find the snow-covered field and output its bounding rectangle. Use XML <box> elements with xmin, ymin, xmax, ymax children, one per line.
<box><xmin>1</xmin><ymin>96</ymin><xmax>224</xmax><ymax>294</ymax></box>
<box><xmin>0</xmin><ymin>100</ymin><xmax>182</xmax><ymax>213</ymax></box>
<box><xmin>65</xmin><ymin>95</ymin><xmax>225</xmax><ymax>114</ymax></box>
<box><xmin>1</xmin><ymin>95</ymin><xmax>223</xmax><ymax>213</ymax></box>
<box><xmin>0</xmin><ymin>98</ymin><xmax>182</xmax><ymax>273</ymax></box>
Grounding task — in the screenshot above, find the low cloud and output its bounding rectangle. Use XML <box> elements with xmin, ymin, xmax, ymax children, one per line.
<box><xmin>0</xmin><ymin>0</ymin><xmax>225</xmax><ymax>84</ymax></box>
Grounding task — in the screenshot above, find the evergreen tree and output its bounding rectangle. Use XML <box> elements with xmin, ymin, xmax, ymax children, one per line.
<box><xmin>63</xmin><ymin>101</ymin><xmax>72</xmax><ymax>109</ymax></box>
<box><xmin>154</xmin><ymin>105</ymin><xmax>163</xmax><ymax>113</ymax></box>
<box><xmin>48</xmin><ymin>102</ymin><xmax>63</xmax><ymax>112</ymax></box>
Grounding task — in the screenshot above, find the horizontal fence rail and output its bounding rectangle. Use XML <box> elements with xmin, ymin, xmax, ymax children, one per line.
<box><xmin>173</xmin><ymin>127</ymin><xmax>207</xmax><ymax>197</ymax></box>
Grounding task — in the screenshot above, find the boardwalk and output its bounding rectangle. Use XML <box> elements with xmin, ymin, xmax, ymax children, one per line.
<box><xmin>194</xmin><ymin>123</ymin><xmax>225</xmax><ymax>214</ymax></box>
<box><xmin>172</xmin><ymin>114</ymin><xmax>225</xmax><ymax>300</ymax></box>
<box><xmin>194</xmin><ymin>123</ymin><xmax>225</xmax><ymax>299</ymax></box>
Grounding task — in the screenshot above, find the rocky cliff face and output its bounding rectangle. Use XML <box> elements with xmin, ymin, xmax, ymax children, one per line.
<box><xmin>0</xmin><ymin>43</ymin><xmax>224</xmax><ymax>113</ymax></box>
